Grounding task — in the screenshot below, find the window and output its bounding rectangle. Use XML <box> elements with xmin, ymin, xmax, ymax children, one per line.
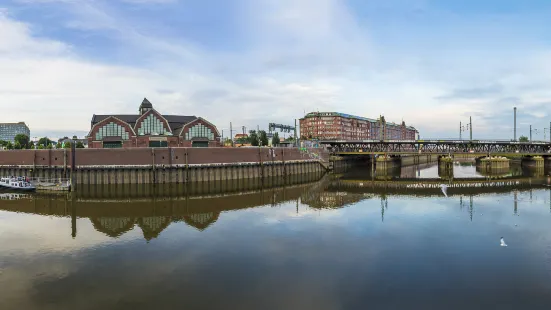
<box><xmin>95</xmin><ymin>122</ymin><xmax>130</xmax><ymax>140</ymax></box>
<box><xmin>185</xmin><ymin>123</ymin><xmax>215</xmax><ymax>140</ymax></box>
<box><xmin>138</xmin><ymin>114</ymin><xmax>168</xmax><ymax>135</ymax></box>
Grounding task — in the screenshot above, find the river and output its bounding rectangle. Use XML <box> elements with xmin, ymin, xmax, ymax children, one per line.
<box><xmin>2</xmin><ymin>162</ymin><xmax>551</xmax><ymax>309</ymax></box>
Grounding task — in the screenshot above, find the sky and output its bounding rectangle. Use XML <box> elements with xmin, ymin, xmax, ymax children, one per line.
<box><xmin>1</xmin><ymin>0</ymin><xmax>551</xmax><ymax>140</ymax></box>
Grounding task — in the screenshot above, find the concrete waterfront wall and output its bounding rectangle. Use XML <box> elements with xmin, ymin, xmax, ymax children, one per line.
<box><xmin>0</xmin><ymin>147</ymin><xmax>329</xmax><ymax>187</ymax></box>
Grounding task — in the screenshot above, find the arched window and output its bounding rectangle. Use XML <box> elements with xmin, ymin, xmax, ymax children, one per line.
<box><xmin>95</xmin><ymin>122</ymin><xmax>130</xmax><ymax>140</ymax></box>
<box><xmin>185</xmin><ymin>123</ymin><xmax>215</xmax><ymax>140</ymax></box>
<box><xmin>138</xmin><ymin>114</ymin><xmax>169</xmax><ymax>135</ymax></box>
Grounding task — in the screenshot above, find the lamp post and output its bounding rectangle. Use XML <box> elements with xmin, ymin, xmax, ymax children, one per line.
<box><xmin>460</xmin><ymin>122</ymin><xmax>470</xmax><ymax>140</ymax></box>
<box><xmin>513</xmin><ymin>107</ymin><xmax>517</xmax><ymax>141</ymax></box>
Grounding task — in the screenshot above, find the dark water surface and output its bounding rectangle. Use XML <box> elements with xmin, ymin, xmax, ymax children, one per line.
<box><xmin>2</xmin><ymin>164</ymin><xmax>551</xmax><ymax>310</ymax></box>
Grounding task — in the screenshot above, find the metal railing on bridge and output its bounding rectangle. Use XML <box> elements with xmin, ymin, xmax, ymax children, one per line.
<box><xmin>320</xmin><ymin>139</ymin><xmax>551</xmax><ymax>155</ymax></box>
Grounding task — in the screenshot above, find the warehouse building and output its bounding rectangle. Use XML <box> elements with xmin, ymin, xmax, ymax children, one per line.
<box><xmin>299</xmin><ymin>112</ymin><xmax>417</xmax><ymax>141</ymax></box>
<box><xmin>87</xmin><ymin>98</ymin><xmax>221</xmax><ymax>148</ymax></box>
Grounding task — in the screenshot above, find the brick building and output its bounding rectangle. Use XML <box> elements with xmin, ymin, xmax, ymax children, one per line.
<box><xmin>299</xmin><ymin>112</ymin><xmax>417</xmax><ymax>141</ymax></box>
<box><xmin>87</xmin><ymin>98</ymin><xmax>221</xmax><ymax>148</ymax></box>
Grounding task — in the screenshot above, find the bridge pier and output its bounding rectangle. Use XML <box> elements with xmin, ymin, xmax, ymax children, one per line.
<box><xmin>521</xmin><ymin>156</ymin><xmax>544</xmax><ymax>168</ymax></box>
<box><xmin>476</xmin><ymin>156</ymin><xmax>510</xmax><ymax>175</ymax></box>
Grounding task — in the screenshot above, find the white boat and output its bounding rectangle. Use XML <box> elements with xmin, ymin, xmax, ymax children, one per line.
<box><xmin>0</xmin><ymin>177</ymin><xmax>36</xmax><ymax>192</ymax></box>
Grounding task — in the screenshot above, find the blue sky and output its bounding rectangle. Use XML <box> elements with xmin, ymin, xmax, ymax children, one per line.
<box><xmin>1</xmin><ymin>0</ymin><xmax>551</xmax><ymax>140</ymax></box>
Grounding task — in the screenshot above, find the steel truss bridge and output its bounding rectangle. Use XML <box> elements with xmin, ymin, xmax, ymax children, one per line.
<box><xmin>321</xmin><ymin>139</ymin><xmax>551</xmax><ymax>156</ymax></box>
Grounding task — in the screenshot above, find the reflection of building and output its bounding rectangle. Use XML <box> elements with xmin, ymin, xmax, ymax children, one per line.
<box><xmin>299</xmin><ymin>112</ymin><xmax>417</xmax><ymax>141</ymax></box>
<box><xmin>87</xmin><ymin>98</ymin><xmax>220</xmax><ymax>148</ymax></box>
<box><xmin>90</xmin><ymin>217</ymin><xmax>136</xmax><ymax>238</ymax></box>
<box><xmin>0</xmin><ymin>122</ymin><xmax>30</xmax><ymax>142</ymax></box>
<box><xmin>138</xmin><ymin>217</ymin><xmax>172</xmax><ymax>240</ymax></box>
<box><xmin>301</xmin><ymin>190</ymin><xmax>369</xmax><ymax>209</ymax></box>
<box><xmin>181</xmin><ymin>212</ymin><xmax>220</xmax><ymax>230</ymax></box>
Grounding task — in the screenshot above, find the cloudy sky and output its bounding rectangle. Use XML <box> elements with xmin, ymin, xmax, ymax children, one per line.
<box><xmin>1</xmin><ymin>0</ymin><xmax>550</xmax><ymax>140</ymax></box>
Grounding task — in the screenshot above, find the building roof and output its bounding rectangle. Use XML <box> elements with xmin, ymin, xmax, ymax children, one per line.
<box><xmin>139</xmin><ymin>97</ymin><xmax>153</xmax><ymax>109</ymax></box>
<box><xmin>91</xmin><ymin>114</ymin><xmax>197</xmax><ymax>130</ymax></box>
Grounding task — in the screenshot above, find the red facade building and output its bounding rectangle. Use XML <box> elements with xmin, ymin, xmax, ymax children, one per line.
<box><xmin>87</xmin><ymin>98</ymin><xmax>221</xmax><ymax>148</ymax></box>
<box><xmin>299</xmin><ymin>112</ymin><xmax>417</xmax><ymax>141</ymax></box>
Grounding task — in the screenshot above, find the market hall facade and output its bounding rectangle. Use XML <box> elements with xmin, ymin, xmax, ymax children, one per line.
<box><xmin>87</xmin><ymin>98</ymin><xmax>221</xmax><ymax>148</ymax></box>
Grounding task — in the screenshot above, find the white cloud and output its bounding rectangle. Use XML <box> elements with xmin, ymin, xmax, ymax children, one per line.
<box><xmin>1</xmin><ymin>1</ymin><xmax>551</xmax><ymax>138</ymax></box>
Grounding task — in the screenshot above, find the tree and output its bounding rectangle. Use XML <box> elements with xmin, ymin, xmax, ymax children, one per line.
<box><xmin>63</xmin><ymin>141</ymin><xmax>72</xmax><ymax>149</ymax></box>
<box><xmin>76</xmin><ymin>141</ymin><xmax>85</xmax><ymax>148</ymax></box>
<box><xmin>236</xmin><ymin>136</ymin><xmax>250</xmax><ymax>144</ymax></box>
<box><xmin>519</xmin><ymin>135</ymin><xmax>529</xmax><ymax>142</ymax></box>
<box><xmin>14</xmin><ymin>134</ymin><xmax>29</xmax><ymax>149</ymax></box>
<box><xmin>259</xmin><ymin>130</ymin><xmax>269</xmax><ymax>146</ymax></box>
<box><xmin>47</xmin><ymin>144</ymin><xmax>53</xmax><ymax>149</ymax></box>
<box><xmin>38</xmin><ymin>144</ymin><xmax>45</xmax><ymax>150</ymax></box>
<box><xmin>272</xmin><ymin>132</ymin><xmax>280</xmax><ymax>146</ymax></box>
<box><xmin>38</xmin><ymin>137</ymin><xmax>52</xmax><ymax>147</ymax></box>
<box><xmin>29</xmin><ymin>141</ymin><xmax>35</xmax><ymax>149</ymax></box>
<box><xmin>14</xmin><ymin>141</ymin><xmax>22</xmax><ymax>149</ymax></box>
<box><xmin>249</xmin><ymin>130</ymin><xmax>259</xmax><ymax>146</ymax></box>
<box><xmin>6</xmin><ymin>142</ymin><xmax>14</xmax><ymax>150</ymax></box>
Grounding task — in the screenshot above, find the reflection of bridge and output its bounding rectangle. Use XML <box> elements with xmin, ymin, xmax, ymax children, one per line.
<box><xmin>322</xmin><ymin>140</ymin><xmax>551</xmax><ymax>156</ymax></box>
<box><xmin>331</xmin><ymin>176</ymin><xmax>551</xmax><ymax>195</ymax></box>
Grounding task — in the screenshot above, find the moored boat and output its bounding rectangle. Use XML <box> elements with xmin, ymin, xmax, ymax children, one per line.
<box><xmin>0</xmin><ymin>177</ymin><xmax>35</xmax><ymax>192</ymax></box>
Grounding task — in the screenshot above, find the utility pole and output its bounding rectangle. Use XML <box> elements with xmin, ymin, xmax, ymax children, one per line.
<box><xmin>294</xmin><ymin>119</ymin><xmax>298</xmax><ymax>147</ymax></box>
<box><xmin>514</xmin><ymin>107</ymin><xmax>517</xmax><ymax>141</ymax></box>
<box><xmin>460</xmin><ymin>121</ymin><xmax>462</xmax><ymax>140</ymax></box>
<box><xmin>549</xmin><ymin>122</ymin><xmax>551</xmax><ymax>143</ymax></box>
<box><xmin>242</xmin><ymin>126</ymin><xmax>245</xmax><ymax>135</ymax></box>
<box><xmin>230</xmin><ymin>122</ymin><xmax>234</xmax><ymax>147</ymax></box>
<box><xmin>469</xmin><ymin>116</ymin><xmax>472</xmax><ymax>140</ymax></box>
<box><xmin>530</xmin><ymin>125</ymin><xmax>532</xmax><ymax>142</ymax></box>
<box><xmin>221</xmin><ymin>130</ymin><xmax>224</xmax><ymax>145</ymax></box>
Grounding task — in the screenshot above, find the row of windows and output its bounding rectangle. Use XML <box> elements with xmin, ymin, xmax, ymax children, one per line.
<box><xmin>95</xmin><ymin>122</ymin><xmax>130</xmax><ymax>140</ymax></box>
<box><xmin>138</xmin><ymin>114</ymin><xmax>169</xmax><ymax>135</ymax></box>
<box><xmin>185</xmin><ymin>124</ymin><xmax>215</xmax><ymax>141</ymax></box>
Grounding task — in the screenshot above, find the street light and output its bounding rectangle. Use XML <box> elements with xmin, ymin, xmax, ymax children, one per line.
<box><xmin>460</xmin><ymin>122</ymin><xmax>471</xmax><ymax>140</ymax></box>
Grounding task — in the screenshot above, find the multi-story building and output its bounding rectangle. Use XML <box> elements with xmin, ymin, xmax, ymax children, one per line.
<box><xmin>299</xmin><ymin>112</ymin><xmax>417</xmax><ymax>141</ymax></box>
<box><xmin>87</xmin><ymin>98</ymin><xmax>221</xmax><ymax>148</ymax></box>
<box><xmin>0</xmin><ymin>122</ymin><xmax>30</xmax><ymax>142</ymax></box>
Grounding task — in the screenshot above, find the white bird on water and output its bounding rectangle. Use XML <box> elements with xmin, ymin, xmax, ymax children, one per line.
<box><xmin>500</xmin><ymin>237</ymin><xmax>508</xmax><ymax>247</ymax></box>
<box><xmin>440</xmin><ymin>184</ymin><xmax>448</xmax><ymax>197</ymax></box>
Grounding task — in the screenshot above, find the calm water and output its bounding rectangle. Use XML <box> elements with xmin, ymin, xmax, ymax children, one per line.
<box><xmin>2</xmin><ymin>164</ymin><xmax>551</xmax><ymax>310</ymax></box>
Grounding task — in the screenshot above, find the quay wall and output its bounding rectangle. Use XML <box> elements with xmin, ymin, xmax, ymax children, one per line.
<box><xmin>0</xmin><ymin>148</ymin><xmax>329</xmax><ymax>187</ymax></box>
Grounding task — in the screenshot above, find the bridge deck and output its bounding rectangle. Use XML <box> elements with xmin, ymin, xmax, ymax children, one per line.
<box><xmin>320</xmin><ymin>139</ymin><xmax>551</xmax><ymax>156</ymax></box>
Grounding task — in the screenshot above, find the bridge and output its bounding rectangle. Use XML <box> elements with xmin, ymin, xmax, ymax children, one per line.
<box><xmin>321</xmin><ymin>139</ymin><xmax>551</xmax><ymax>156</ymax></box>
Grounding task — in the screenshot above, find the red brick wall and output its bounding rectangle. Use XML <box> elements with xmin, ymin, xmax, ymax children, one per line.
<box><xmin>0</xmin><ymin>147</ymin><xmax>328</xmax><ymax>167</ymax></box>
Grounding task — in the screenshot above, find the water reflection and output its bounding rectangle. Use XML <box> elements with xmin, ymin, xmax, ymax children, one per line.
<box><xmin>3</xmin><ymin>164</ymin><xmax>551</xmax><ymax>309</ymax></box>
<box><xmin>2</xmin><ymin>167</ymin><xmax>551</xmax><ymax>241</ymax></box>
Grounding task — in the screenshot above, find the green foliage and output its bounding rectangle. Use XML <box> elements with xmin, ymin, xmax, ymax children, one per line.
<box><xmin>63</xmin><ymin>141</ymin><xmax>72</xmax><ymax>148</ymax></box>
<box><xmin>271</xmin><ymin>132</ymin><xmax>280</xmax><ymax>146</ymax></box>
<box><xmin>47</xmin><ymin>144</ymin><xmax>53</xmax><ymax>149</ymax></box>
<box><xmin>259</xmin><ymin>130</ymin><xmax>269</xmax><ymax>146</ymax></box>
<box><xmin>0</xmin><ymin>140</ymin><xmax>8</xmax><ymax>147</ymax></box>
<box><xmin>76</xmin><ymin>141</ymin><xmax>85</xmax><ymax>148</ymax></box>
<box><xmin>38</xmin><ymin>144</ymin><xmax>45</xmax><ymax>150</ymax></box>
<box><xmin>6</xmin><ymin>142</ymin><xmax>14</xmax><ymax>150</ymax></box>
<box><xmin>14</xmin><ymin>141</ymin><xmax>22</xmax><ymax>149</ymax></box>
<box><xmin>236</xmin><ymin>136</ymin><xmax>250</xmax><ymax>144</ymax></box>
<box><xmin>519</xmin><ymin>135</ymin><xmax>529</xmax><ymax>142</ymax></box>
<box><xmin>38</xmin><ymin>137</ymin><xmax>53</xmax><ymax>147</ymax></box>
<box><xmin>14</xmin><ymin>134</ymin><xmax>29</xmax><ymax>149</ymax></box>
<box><xmin>249</xmin><ymin>130</ymin><xmax>259</xmax><ymax>146</ymax></box>
<box><xmin>29</xmin><ymin>141</ymin><xmax>35</xmax><ymax>149</ymax></box>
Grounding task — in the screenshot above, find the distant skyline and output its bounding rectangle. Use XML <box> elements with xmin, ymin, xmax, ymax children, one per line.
<box><xmin>1</xmin><ymin>0</ymin><xmax>551</xmax><ymax>140</ymax></box>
